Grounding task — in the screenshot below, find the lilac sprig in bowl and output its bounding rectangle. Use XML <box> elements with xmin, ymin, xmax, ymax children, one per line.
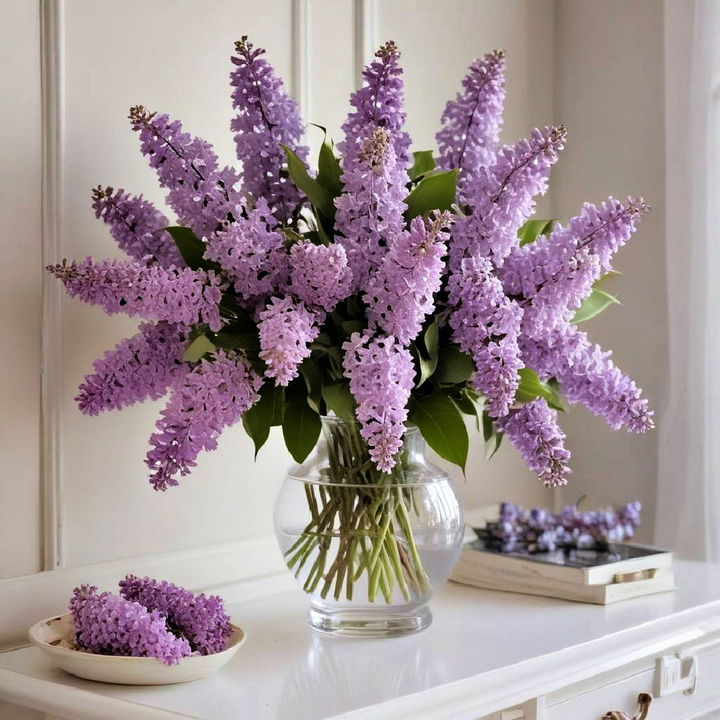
<box><xmin>28</xmin><ymin>576</ymin><xmax>245</xmax><ymax>685</ymax></box>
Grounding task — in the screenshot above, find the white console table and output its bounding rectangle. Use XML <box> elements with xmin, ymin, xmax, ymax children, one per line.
<box><xmin>1</xmin><ymin>560</ymin><xmax>720</xmax><ymax>720</ymax></box>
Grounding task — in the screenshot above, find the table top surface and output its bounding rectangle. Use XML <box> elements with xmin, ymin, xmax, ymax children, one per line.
<box><xmin>2</xmin><ymin>560</ymin><xmax>720</xmax><ymax>720</ymax></box>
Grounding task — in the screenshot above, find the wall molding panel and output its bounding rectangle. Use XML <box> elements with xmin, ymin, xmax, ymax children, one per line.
<box><xmin>353</xmin><ymin>0</ymin><xmax>377</xmax><ymax>85</ymax></box>
<box><xmin>291</xmin><ymin>0</ymin><xmax>311</xmax><ymax>128</ymax></box>
<box><xmin>39</xmin><ymin>0</ymin><xmax>66</xmax><ymax>572</ymax></box>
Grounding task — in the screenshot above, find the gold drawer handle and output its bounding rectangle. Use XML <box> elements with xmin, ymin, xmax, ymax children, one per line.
<box><xmin>602</xmin><ymin>692</ymin><xmax>653</xmax><ymax>720</ymax></box>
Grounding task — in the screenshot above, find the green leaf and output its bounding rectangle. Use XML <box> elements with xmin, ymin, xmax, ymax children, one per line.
<box><xmin>182</xmin><ymin>334</ymin><xmax>215</xmax><ymax>362</ymax></box>
<box><xmin>242</xmin><ymin>384</ymin><xmax>285</xmax><ymax>457</ymax></box>
<box><xmin>300</xmin><ymin>359</ymin><xmax>324</xmax><ymax>413</ymax></box>
<box><xmin>212</xmin><ymin>332</ymin><xmax>259</xmax><ymax>353</ymax></box>
<box><xmin>482</xmin><ymin>411</ymin><xmax>503</xmax><ymax>459</ymax></box>
<box><xmin>572</xmin><ymin>288</ymin><xmax>621</xmax><ymax>324</ymax></box>
<box><xmin>282</xmin><ymin>400</ymin><xmax>322</xmax><ymax>464</ymax></box>
<box><xmin>452</xmin><ymin>392</ymin><xmax>477</xmax><ymax>417</ymax></box>
<box><xmin>434</xmin><ymin>345</ymin><xmax>475</xmax><ymax>385</ymax></box>
<box><xmin>515</xmin><ymin>368</ymin><xmax>554</xmax><ymax>404</ymax></box>
<box><xmin>408</xmin><ymin>150</ymin><xmax>436</xmax><ymax>181</ymax></box>
<box><xmin>547</xmin><ymin>378</ymin><xmax>570</xmax><ymax>413</ymax></box>
<box><xmin>517</xmin><ymin>219</ymin><xmax>556</xmax><ymax>246</ymax></box>
<box><xmin>315</xmin><ymin>129</ymin><xmax>343</xmax><ymax>199</ymax></box>
<box><xmin>404</xmin><ymin>169</ymin><xmax>458</xmax><ymax>220</ymax></box>
<box><xmin>408</xmin><ymin>394</ymin><xmax>468</xmax><ymax>472</ymax></box>
<box><xmin>412</xmin><ymin>319</ymin><xmax>440</xmax><ymax>388</ymax></box>
<box><xmin>424</xmin><ymin>320</ymin><xmax>439</xmax><ymax>361</ymax></box>
<box><xmin>321</xmin><ymin>383</ymin><xmax>357</xmax><ymax>422</ymax></box>
<box><xmin>281</xmin><ymin>144</ymin><xmax>334</xmax><ymax>218</ymax></box>
<box><xmin>165</xmin><ymin>226</ymin><xmax>211</xmax><ymax>270</ymax></box>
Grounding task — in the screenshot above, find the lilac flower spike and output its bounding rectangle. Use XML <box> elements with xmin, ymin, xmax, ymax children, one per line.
<box><xmin>129</xmin><ymin>106</ymin><xmax>240</xmax><ymax>239</ymax></box>
<box><xmin>205</xmin><ymin>198</ymin><xmax>288</xmax><ymax>303</ymax></box>
<box><xmin>448</xmin><ymin>256</ymin><xmax>523</xmax><ymax>418</ymax></box>
<box><xmin>231</xmin><ymin>37</ymin><xmax>308</xmax><ymax>221</ymax></box>
<box><xmin>69</xmin><ymin>585</ymin><xmax>191</xmax><ymax>665</ymax></box>
<box><xmin>287</xmin><ymin>242</ymin><xmax>353</xmax><ymax>312</ymax></box>
<box><xmin>120</xmin><ymin>575</ymin><xmax>232</xmax><ymax>655</ymax></box>
<box><xmin>522</xmin><ymin>324</ymin><xmax>654</xmax><ymax>433</ymax></box>
<box><xmin>343</xmin><ymin>331</ymin><xmax>415</xmax><ymax>472</ymax></box>
<box><xmin>258</xmin><ymin>297</ymin><xmax>318</xmax><ymax>386</ymax></box>
<box><xmin>452</xmin><ymin>125</ymin><xmax>566</xmax><ymax>268</ymax></box>
<box><xmin>502</xmin><ymin>196</ymin><xmax>649</xmax><ymax>338</ymax></box>
<box><xmin>146</xmin><ymin>350</ymin><xmax>262</xmax><ymax>490</ymax></box>
<box><xmin>495</xmin><ymin>398</ymin><xmax>571</xmax><ymax>487</ymax></box>
<box><xmin>335</xmin><ymin>128</ymin><xmax>408</xmax><ymax>291</ymax></box>
<box><xmin>436</xmin><ymin>49</ymin><xmax>506</xmax><ymax>197</ymax></box>
<box><xmin>364</xmin><ymin>212</ymin><xmax>451</xmax><ymax>345</ymax></box>
<box><xmin>76</xmin><ymin>322</ymin><xmax>188</xmax><ymax>416</ymax></box>
<box><xmin>47</xmin><ymin>258</ymin><xmax>223</xmax><ymax>331</ymax></box>
<box><xmin>342</xmin><ymin>41</ymin><xmax>411</xmax><ymax>163</ymax></box>
<box><xmin>91</xmin><ymin>186</ymin><xmax>182</xmax><ymax>268</ymax></box>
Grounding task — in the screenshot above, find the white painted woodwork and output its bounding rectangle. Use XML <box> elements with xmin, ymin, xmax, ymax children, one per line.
<box><xmin>0</xmin><ymin>0</ymin><xmax>43</xmax><ymax>579</ymax></box>
<box><xmin>1</xmin><ymin>561</ymin><xmax>720</xmax><ymax>720</ymax></box>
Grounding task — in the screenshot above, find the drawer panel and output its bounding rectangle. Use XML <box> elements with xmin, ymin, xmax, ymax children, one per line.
<box><xmin>546</xmin><ymin>638</ymin><xmax>720</xmax><ymax>720</ymax></box>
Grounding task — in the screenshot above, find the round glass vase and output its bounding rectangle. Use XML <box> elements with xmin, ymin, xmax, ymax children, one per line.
<box><xmin>273</xmin><ymin>416</ymin><xmax>464</xmax><ymax>638</ymax></box>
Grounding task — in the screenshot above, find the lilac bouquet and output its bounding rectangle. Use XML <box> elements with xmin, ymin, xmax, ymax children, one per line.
<box><xmin>485</xmin><ymin>501</ymin><xmax>642</xmax><ymax>554</ymax></box>
<box><xmin>49</xmin><ymin>38</ymin><xmax>653</xmax><ymax>603</ymax></box>
<box><xmin>69</xmin><ymin>577</ymin><xmax>231</xmax><ymax>664</ymax></box>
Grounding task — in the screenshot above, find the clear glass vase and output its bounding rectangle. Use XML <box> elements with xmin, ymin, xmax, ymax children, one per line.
<box><xmin>273</xmin><ymin>416</ymin><xmax>464</xmax><ymax>637</ymax></box>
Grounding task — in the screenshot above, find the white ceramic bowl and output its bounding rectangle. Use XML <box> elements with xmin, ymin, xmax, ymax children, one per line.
<box><xmin>28</xmin><ymin>613</ymin><xmax>246</xmax><ymax>685</ymax></box>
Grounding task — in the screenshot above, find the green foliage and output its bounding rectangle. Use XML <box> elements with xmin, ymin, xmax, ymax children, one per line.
<box><xmin>408</xmin><ymin>150</ymin><xmax>436</xmax><ymax>181</ymax></box>
<box><xmin>242</xmin><ymin>383</ymin><xmax>285</xmax><ymax>457</ymax></box>
<box><xmin>515</xmin><ymin>368</ymin><xmax>566</xmax><ymax>412</ymax></box>
<box><xmin>482</xmin><ymin>411</ymin><xmax>503</xmax><ymax>459</ymax></box>
<box><xmin>411</xmin><ymin>319</ymin><xmax>440</xmax><ymax>387</ymax></box>
<box><xmin>408</xmin><ymin>393</ymin><xmax>468</xmax><ymax>472</ymax></box>
<box><xmin>321</xmin><ymin>383</ymin><xmax>356</xmax><ymax>422</ymax></box>
<box><xmin>312</xmin><ymin>126</ymin><xmax>343</xmax><ymax>200</ymax></box>
<box><xmin>572</xmin><ymin>288</ymin><xmax>620</xmax><ymax>323</ymax></box>
<box><xmin>165</xmin><ymin>226</ymin><xmax>219</xmax><ymax>271</ymax></box>
<box><xmin>404</xmin><ymin>169</ymin><xmax>458</xmax><ymax>220</ymax></box>
<box><xmin>182</xmin><ymin>334</ymin><xmax>215</xmax><ymax>362</ymax></box>
<box><xmin>281</xmin><ymin>144</ymin><xmax>335</xmax><ymax>219</ymax></box>
<box><xmin>282</xmin><ymin>396</ymin><xmax>322</xmax><ymax>464</ymax></box>
<box><xmin>517</xmin><ymin>219</ymin><xmax>556</xmax><ymax>246</ymax></box>
<box><xmin>433</xmin><ymin>345</ymin><xmax>475</xmax><ymax>385</ymax></box>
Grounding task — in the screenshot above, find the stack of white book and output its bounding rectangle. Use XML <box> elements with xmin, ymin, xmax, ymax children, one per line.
<box><xmin>451</xmin><ymin>537</ymin><xmax>674</xmax><ymax>605</ymax></box>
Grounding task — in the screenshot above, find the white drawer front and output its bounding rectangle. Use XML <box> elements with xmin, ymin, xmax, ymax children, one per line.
<box><xmin>546</xmin><ymin>638</ymin><xmax>720</xmax><ymax>720</ymax></box>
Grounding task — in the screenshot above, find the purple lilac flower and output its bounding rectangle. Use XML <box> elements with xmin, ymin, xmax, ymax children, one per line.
<box><xmin>69</xmin><ymin>585</ymin><xmax>191</xmax><ymax>665</ymax></box>
<box><xmin>447</xmin><ymin>256</ymin><xmax>523</xmax><ymax>418</ymax></box>
<box><xmin>502</xmin><ymin>197</ymin><xmax>649</xmax><ymax>338</ymax></box>
<box><xmin>231</xmin><ymin>37</ymin><xmax>308</xmax><ymax>222</ymax></box>
<box><xmin>364</xmin><ymin>212</ymin><xmax>451</xmax><ymax>345</ymax></box>
<box><xmin>91</xmin><ymin>186</ymin><xmax>182</xmax><ymax>268</ymax></box>
<box><xmin>287</xmin><ymin>242</ymin><xmax>353</xmax><ymax>312</ymax></box>
<box><xmin>335</xmin><ymin>128</ymin><xmax>408</xmax><ymax>291</ymax></box>
<box><xmin>257</xmin><ymin>296</ymin><xmax>318</xmax><ymax>386</ymax></box>
<box><xmin>129</xmin><ymin>106</ymin><xmax>240</xmax><ymax>239</ymax></box>
<box><xmin>146</xmin><ymin>350</ymin><xmax>262</xmax><ymax>490</ymax></box>
<box><xmin>451</xmin><ymin>125</ymin><xmax>566</xmax><ymax>269</ymax></box>
<box><xmin>340</xmin><ymin>41</ymin><xmax>410</xmax><ymax>163</ymax></box>
<box><xmin>521</xmin><ymin>324</ymin><xmax>654</xmax><ymax>432</ymax></box>
<box><xmin>205</xmin><ymin>198</ymin><xmax>288</xmax><ymax>303</ymax></box>
<box><xmin>76</xmin><ymin>322</ymin><xmax>189</xmax><ymax>416</ymax></box>
<box><xmin>47</xmin><ymin>258</ymin><xmax>223</xmax><ymax>331</ymax></box>
<box><xmin>495</xmin><ymin>398</ymin><xmax>571</xmax><ymax>487</ymax></box>
<box><xmin>119</xmin><ymin>575</ymin><xmax>231</xmax><ymax>655</ymax></box>
<box><xmin>342</xmin><ymin>331</ymin><xmax>414</xmax><ymax>472</ymax></box>
<box><xmin>490</xmin><ymin>500</ymin><xmax>641</xmax><ymax>553</ymax></box>
<box><xmin>436</xmin><ymin>50</ymin><xmax>506</xmax><ymax>199</ymax></box>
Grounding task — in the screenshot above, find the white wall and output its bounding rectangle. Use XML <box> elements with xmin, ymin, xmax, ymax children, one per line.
<box><xmin>0</xmin><ymin>0</ymin><xmax>43</xmax><ymax>579</ymax></box>
<box><xmin>553</xmin><ymin>0</ymin><xmax>666</xmax><ymax>542</ymax></box>
<box><xmin>0</xmin><ymin>0</ymin><xmax>668</xmax><ymax>651</ymax></box>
